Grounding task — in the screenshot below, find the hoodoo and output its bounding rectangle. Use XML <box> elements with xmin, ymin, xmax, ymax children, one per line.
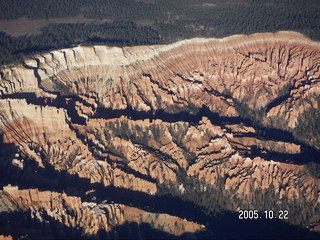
<box><xmin>1</xmin><ymin>31</ymin><xmax>320</xmax><ymax>238</ymax></box>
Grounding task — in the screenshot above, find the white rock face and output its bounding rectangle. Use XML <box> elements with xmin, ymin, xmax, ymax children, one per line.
<box><xmin>0</xmin><ymin>31</ymin><xmax>320</xmax><ymax>235</ymax></box>
<box><xmin>1</xmin><ymin>31</ymin><xmax>318</xmax><ymax>96</ymax></box>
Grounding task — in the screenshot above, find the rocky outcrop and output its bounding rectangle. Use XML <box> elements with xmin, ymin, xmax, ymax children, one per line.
<box><xmin>1</xmin><ymin>32</ymin><xmax>319</xmax><ymax>123</ymax></box>
<box><xmin>0</xmin><ymin>31</ymin><xmax>320</xmax><ymax>237</ymax></box>
<box><xmin>0</xmin><ymin>187</ymin><xmax>203</xmax><ymax>237</ymax></box>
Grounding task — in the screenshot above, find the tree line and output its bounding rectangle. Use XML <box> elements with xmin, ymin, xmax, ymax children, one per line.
<box><xmin>0</xmin><ymin>0</ymin><xmax>319</xmax><ymax>65</ymax></box>
<box><xmin>0</xmin><ymin>22</ymin><xmax>162</xmax><ymax>66</ymax></box>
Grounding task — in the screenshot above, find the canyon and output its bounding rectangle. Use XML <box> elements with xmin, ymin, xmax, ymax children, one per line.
<box><xmin>0</xmin><ymin>31</ymin><xmax>320</xmax><ymax>239</ymax></box>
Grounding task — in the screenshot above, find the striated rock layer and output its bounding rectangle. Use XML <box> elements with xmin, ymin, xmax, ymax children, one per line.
<box><xmin>0</xmin><ymin>31</ymin><xmax>320</xmax><ymax>238</ymax></box>
<box><xmin>0</xmin><ymin>187</ymin><xmax>203</xmax><ymax>238</ymax></box>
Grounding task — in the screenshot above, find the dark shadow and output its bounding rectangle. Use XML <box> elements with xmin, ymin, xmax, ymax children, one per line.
<box><xmin>1</xmin><ymin>149</ymin><xmax>320</xmax><ymax>239</ymax></box>
<box><xmin>94</xmin><ymin>105</ymin><xmax>320</xmax><ymax>165</ymax></box>
<box><xmin>106</xmin><ymin>221</ymin><xmax>177</xmax><ymax>240</ymax></box>
<box><xmin>0</xmin><ymin>211</ymin><xmax>96</xmax><ymax>239</ymax></box>
<box><xmin>203</xmin><ymin>211</ymin><xmax>320</xmax><ymax>240</ymax></box>
<box><xmin>1</xmin><ymin>209</ymin><xmax>319</xmax><ymax>240</ymax></box>
<box><xmin>242</xmin><ymin>145</ymin><xmax>320</xmax><ymax>165</ymax></box>
<box><xmin>0</xmin><ymin>132</ymin><xmax>18</xmax><ymax>158</ymax></box>
<box><xmin>1</xmin><ymin>98</ymin><xmax>320</xmax><ymax>239</ymax></box>
<box><xmin>0</xmin><ymin>92</ymin><xmax>87</xmax><ymax>124</ymax></box>
<box><xmin>264</xmin><ymin>83</ymin><xmax>295</xmax><ymax>113</ymax></box>
<box><xmin>2</xmin><ymin>92</ymin><xmax>320</xmax><ymax>165</ymax></box>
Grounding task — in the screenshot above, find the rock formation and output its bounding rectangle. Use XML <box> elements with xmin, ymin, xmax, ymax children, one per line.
<box><xmin>0</xmin><ymin>187</ymin><xmax>203</xmax><ymax>238</ymax></box>
<box><xmin>0</xmin><ymin>31</ymin><xmax>320</xmax><ymax>238</ymax></box>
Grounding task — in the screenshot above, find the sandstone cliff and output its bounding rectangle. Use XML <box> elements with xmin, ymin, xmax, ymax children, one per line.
<box><xmin>0</xmin><ymin>31</ymin><xmax>320</xmax><ymax>238</ymax></box>
<box><xmin>0</xmin><ymin>187</ymin><xmax>203</xmax><ymax>238</ymax></box>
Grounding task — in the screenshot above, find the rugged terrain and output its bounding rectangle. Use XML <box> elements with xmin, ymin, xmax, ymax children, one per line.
<box><xmin>0</xmin><ymin>31</ymin><xmax>320</xmax><ymax>239</ymax></box>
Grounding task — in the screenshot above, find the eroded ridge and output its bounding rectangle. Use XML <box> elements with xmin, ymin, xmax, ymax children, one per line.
<box><xmin>0</xmin><ymin>31</ymin><xmax>320</xmax><ymax>237</ymax></box>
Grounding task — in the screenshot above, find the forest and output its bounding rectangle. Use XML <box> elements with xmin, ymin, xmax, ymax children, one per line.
<box><xmin>0</xmin><ymin>0</ymin><xmax>320</xmax><ymax>65</ymax></box>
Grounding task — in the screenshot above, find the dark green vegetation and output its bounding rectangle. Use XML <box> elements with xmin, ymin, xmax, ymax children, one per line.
<box><xmin>1</xmin><ymin>0</ymin><xmax>320</xmax><ymax>65</ymax></box>
<box><xmin>296</xmin><ymin>97</ymin><xmax>320</xmax><ymax>178</ymax></box>
<box><xmin>225</xmin><ymin>90</ymin><xmax>320</xmax><ymax>177</ymax></box>
<box><xmin>0</xmin><ymin>23</ymin><xmax>161</xmax><ymax>65</ymax></box>
<box><xmin>1</xmin><ymin>133</ymin><xmax>320</xmax><ymax>239</ymax></box>
<box><xmin>157</xmin><ymin>169</ymin><xmax>320</xmax><ymax>230</ymax></box>
<box><xmin>306</xmin><ymin>162</ymin><xmax>320</xmax><ymax>179</ymax></box>
<box><xmin>295</xmin><ymin>96</ymin><xmax>320</xmax><ymax>150</ymax></box>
